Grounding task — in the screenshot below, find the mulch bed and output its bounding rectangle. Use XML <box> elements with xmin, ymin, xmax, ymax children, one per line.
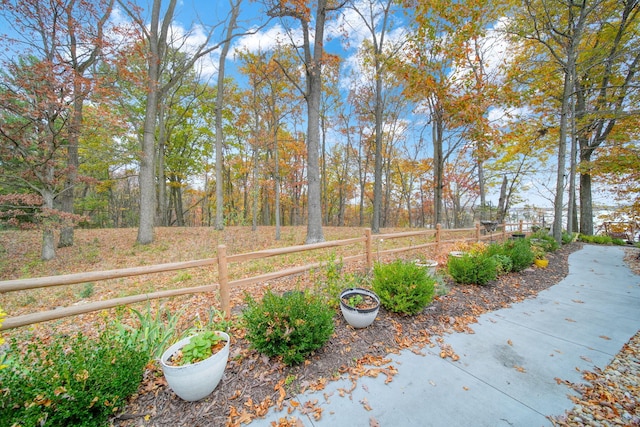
<box><xmin>111</xmin><ymin>242</ymin><xmax>639</xmax><ymax>427</ymax></box>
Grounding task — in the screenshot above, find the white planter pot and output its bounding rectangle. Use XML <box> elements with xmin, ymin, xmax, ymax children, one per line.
<box><xmin>448</xmin><ymin>251</ymin><xmax>467</xmax><ymax>258</ymax></box>
<box><xmin>160</xmin><ymin>331</ymin><xmax>230</xmax><ymax>401</ymax></box>
<box><xmin>415</xmin><ymin>259</ymin><xmax>438</xmax><ymax>276</ymax></box>
<box><xmin>340</xmin><ymin>288</ymin><xmax>380</xmax><ymax>328</ymax></box>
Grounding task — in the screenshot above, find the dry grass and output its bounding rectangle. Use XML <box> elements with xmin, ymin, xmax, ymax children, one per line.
<box><xmin>0</xmin><ymin>226</ymin><xmax>450</xmax><ymax>339</ymax></box>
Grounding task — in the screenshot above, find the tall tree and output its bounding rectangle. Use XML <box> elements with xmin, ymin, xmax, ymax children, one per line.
<box><xmin>118</xmin><ymin>0</ymin><xmax>253</xmax><ymax>244</ymax></box>
<box><xmin>396</xmin><ymin>0</ymin><xmax>501</xmax><ymax>228</ymax></box>
<box><xmin>349</xmin><ymin>0</ymin><xmax>404</xmax><ymax>233</ymax></box>
<box><xmin>266</xmin><ymin>0</ymin><xmax>347</xmax><ymax>244</ymax></box>
<box><xmin>1</xmin><ymin>0</ymin><xmax>114</xmax><ymax>250</ymax></box>
<box><xmin>509</xmin><ymin>0</ymin><xmax>595</xmax><ymax>241</ymax></box>
<box><xmin>0</xmin><ymin>58</ymin><xmax>75</xmax><ymax>260</ymax></box>
<box><xmin>573</xmin><ymin>0</ymin><xmax>640</xmax><ymax>234</ymax></box>
<box><xmin>214</xmin><ymin>0</ymin><xmax>242</xmax><ymax>231</ymax></box>
<box><xmin>239</xmin><ymin>46</ymin><xmax>302</xmax><ymax>237</ymax></box>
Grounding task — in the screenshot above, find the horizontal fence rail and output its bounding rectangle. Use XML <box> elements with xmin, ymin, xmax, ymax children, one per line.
<box><xmin>0</xmin><ymin>223</ymin><xmax>537</xmax><ymax>331</ymax></box>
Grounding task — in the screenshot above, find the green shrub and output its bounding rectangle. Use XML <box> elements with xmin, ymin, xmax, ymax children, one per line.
<box><xmin>447</xmin><ymin>252</ymin><xmax>498</xmax><ymax>286</ymax></box>
<box><xmin>500</xmin><ymin>239</ymin><xmax>535</xmax><ymax>272</ymax></box>
<box><xmin>561</xmin><ymin>231</ymin><xmax>576</xmax><ymax>244</ymax></box>
<box><xmin>529</xmin><ymin>232</ymin><xmax>560</xmax><ymax>252</ymax></box>
<box><xmin>372</xmin><ymin>259</ymin><xmax>435</xmax><ymax>315</ymax></box>
<box><xmin>0</xmin><ymin>329</ymin><xmax>147</xmax><ymax>427</ymax></box>
<box><xmin>78</xmin><ymin>282</ymin><xmax>95</xmax><ymax>298</ymax></box>
<box><xmin>312</xmin><ymin>253</ymin><xmax>344</xmax><ymax>309</ymax></box>
<box><xmin>491</xmin><ymin>254</ymin><xmax>513</xmax><ymax>275</ymax></box>
<box><xmin>242</xmin><ymin>290</ymin><xmax>334</xmax><ymax>366</ymax></box>
<box><xmin>612</xmin><ymin>238</ymin><xmax>627</xmax><ymax>246</ymax></box>
<box><xmin>578</xmin><ymin>234</ymin><xmax>614</xmax><ymax>245</ymax></box>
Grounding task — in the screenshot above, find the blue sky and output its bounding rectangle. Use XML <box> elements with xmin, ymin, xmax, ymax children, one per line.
<box><xmin>121</xmin><ymin>1</ymin><xmax>410</xmax><ymax>89</ymax></box>
<box><xmin>110</xmin><ymin>0</ymin><xmax>578</xmax><ymax>211</ymax></box>
<box><xmin>2</xmin><ymin>0</ymin><xmax>616</xmax><ymax>212</ymax></box>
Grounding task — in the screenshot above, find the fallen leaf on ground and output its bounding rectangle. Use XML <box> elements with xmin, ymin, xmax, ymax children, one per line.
<box><xmin>360</xmin><ymin>398</ymin><xmax>372</xmax><ymax>411</ymax></box>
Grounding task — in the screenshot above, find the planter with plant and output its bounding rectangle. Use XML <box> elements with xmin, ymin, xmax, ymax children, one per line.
<box><xmin>160</xmin><ymin>330</ymin><xmax>230</xmax><ymax>401</ymax></box>
<box><xmin>339</xmin><ymin>287</ymin><xmax>380</xmax><ymax>328</ymax></box>
<box><xmin>448</xmin><ymin>250</ymin><xmax>467</xmax><ymax>258</ymax></box>
<box><xmin>414</xmin><ymin>258</ymin><xmax>438</xmax><ymax>276</ymax></box>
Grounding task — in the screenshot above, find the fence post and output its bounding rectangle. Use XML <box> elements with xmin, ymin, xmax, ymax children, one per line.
<box><xmin>435</xmin><ymin>223</ymin><xmax>441</xmax><ymax>253</ymax></box>
<box><xmin>475</xmin><ymin>222</ymin><xmax>481</xmax><ymax>241</ymax></box>
<box><xmin>501</xmin><ymin>222</ymin><xmax>507</xmax><ymax>241</ymax></box>
<box><xmin>365</xmin><ymin>228</ymin><xmax>372</xmax><ymax>272</ymax></box>
<box><xmin>519</xmin><ymin>220</ymin><xmax>524</xmax><ymax>233</ymax></box>
<box><xmin>217</xmin><ymin>244</ymin><xmax>230</xmax><ymax>318</ymax></box>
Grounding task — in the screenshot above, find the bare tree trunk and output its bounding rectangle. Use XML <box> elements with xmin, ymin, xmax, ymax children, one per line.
<box><xmin>135</xmin><ymin>0</ymin><xmax>176</xmax><ymax>245</ymax></box>
<box><xmin>477</xmin><ymin>157</ymin><xmax>486</xmax><ymax>219</ymax></box>
<box><xmin>372</xmin><ymin>72</ymin><xmax>383</xmax><ymax>233</ymax></box>
<box><xmin>173</xmin><ymin>185</ymin><xmax>185</xmax><ymax>226</ymax></box>
<box><xmin>156</xmin><ymin>103</ymin><xmax>167</xmax><ymax>226</ymax></box>
<box><xmin>497</xmin><ymin>174</ymin><xmax>508</xmax><ymax>223</ymax></box>
<box><xmin>59</xmin><ymin>0</ymin><xmax>113</xmax><ymax>247</ymax></box>
<box><xmin>214</xmin><ymin>0</ymin><xmax>241</xmax><ymax>231</ymax></box>
<box><xmin>433</xmin><ymin>112</ymin><xmax>444</xmax><ymax>227</ymax></box>
<box><xmin>579</xmin><ymin>151</ymin><xmax>595</xmax><ymax>234</ymax></box>
<box><xmin>41</xmin><ymin>188</ymin><xmax>56</xmax><ymax>260</ymax></box>
<box><xmin>58</xmin><ymin>94</ymin><xmax>81</xmax><ymax>247</ymax></box>
<box><xmin>251</xmin><ymin>146</ymin><xmax>259</xmax><ymax>231</ymax></box>
<box><xmin>302</xmin><ymin>2</ymin><xmax>328</xmax><ymax>244</ymax></box>
<box><xmin>567</xmin><ymin>128</ymin><xmax>578</xmax><ymax>234</ymax></box>
<box><xmin>139</xmin><ymin>90</ymin><xmax>158</xmax><ymax>244</ymax></box>
<box><xmin>274</xmin><ymin>133</ymin><xmax>281</xmax><ymax>240</ymax></box>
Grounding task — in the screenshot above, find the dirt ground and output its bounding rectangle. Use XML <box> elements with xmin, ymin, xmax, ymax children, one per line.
<box><xmin>109</xmin><ymin>241</ymin><xmax>640</xmax><ymax>427</ymax></box>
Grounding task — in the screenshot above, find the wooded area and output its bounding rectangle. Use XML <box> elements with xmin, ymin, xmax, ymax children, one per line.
<box><xmin>0</xmin><ymin>0</ymin><xmax>638</xmax><ymax>260</ymax></box>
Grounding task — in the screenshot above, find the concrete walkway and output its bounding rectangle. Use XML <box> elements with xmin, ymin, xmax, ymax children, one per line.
<box><xmin>248</xmin><ymin>245</ymin><xmax>640</xmax><ymax>427</ymax></box>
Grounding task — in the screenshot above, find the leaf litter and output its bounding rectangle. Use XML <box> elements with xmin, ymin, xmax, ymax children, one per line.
<box><xmin>2</xmin><ymin>229</ymin><xmax>639</xmax><ymax>426</ymax></box>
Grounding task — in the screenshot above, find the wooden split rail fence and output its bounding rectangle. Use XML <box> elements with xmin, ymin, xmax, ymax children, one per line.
<box><xmin>0</xmin><ymin>222</ymin><xmax>534</xmax><ymax>331</ymax></box>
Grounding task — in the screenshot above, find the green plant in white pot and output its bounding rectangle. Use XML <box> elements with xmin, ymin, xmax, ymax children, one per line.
<box><xmin>339</xmin><ymin>287</ymin><xmax>380</xmax><ymax>328</ymax></box>
<box><xmin>414</xmin><ymin>258</ymin><xmax>438</xmax><ymax>276</ymax></box>
<box><xmin>160</xmin><ymin>330</ymin><xmax>230</xmax><ymax>401</ymax></box>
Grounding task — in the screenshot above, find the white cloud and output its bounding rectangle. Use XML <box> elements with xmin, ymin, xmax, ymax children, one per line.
<box><xmin>167</xmin><ymin>22</ymin><xmax>220</xmax><ymax>80</ymax></box>
<box><xmin>231</xmin><ymin>24</ymin><xmax>302</xmax><ymax>56</ymax></box>
<box><xmin>107</xmin><ymin>5</ymin><xmax>222</xmax><ymax>80</ymax></box>
<box><xmin>332</xmin><ymin>3</ymin><xmax>409</xmax><ymax>92</ymax></box>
